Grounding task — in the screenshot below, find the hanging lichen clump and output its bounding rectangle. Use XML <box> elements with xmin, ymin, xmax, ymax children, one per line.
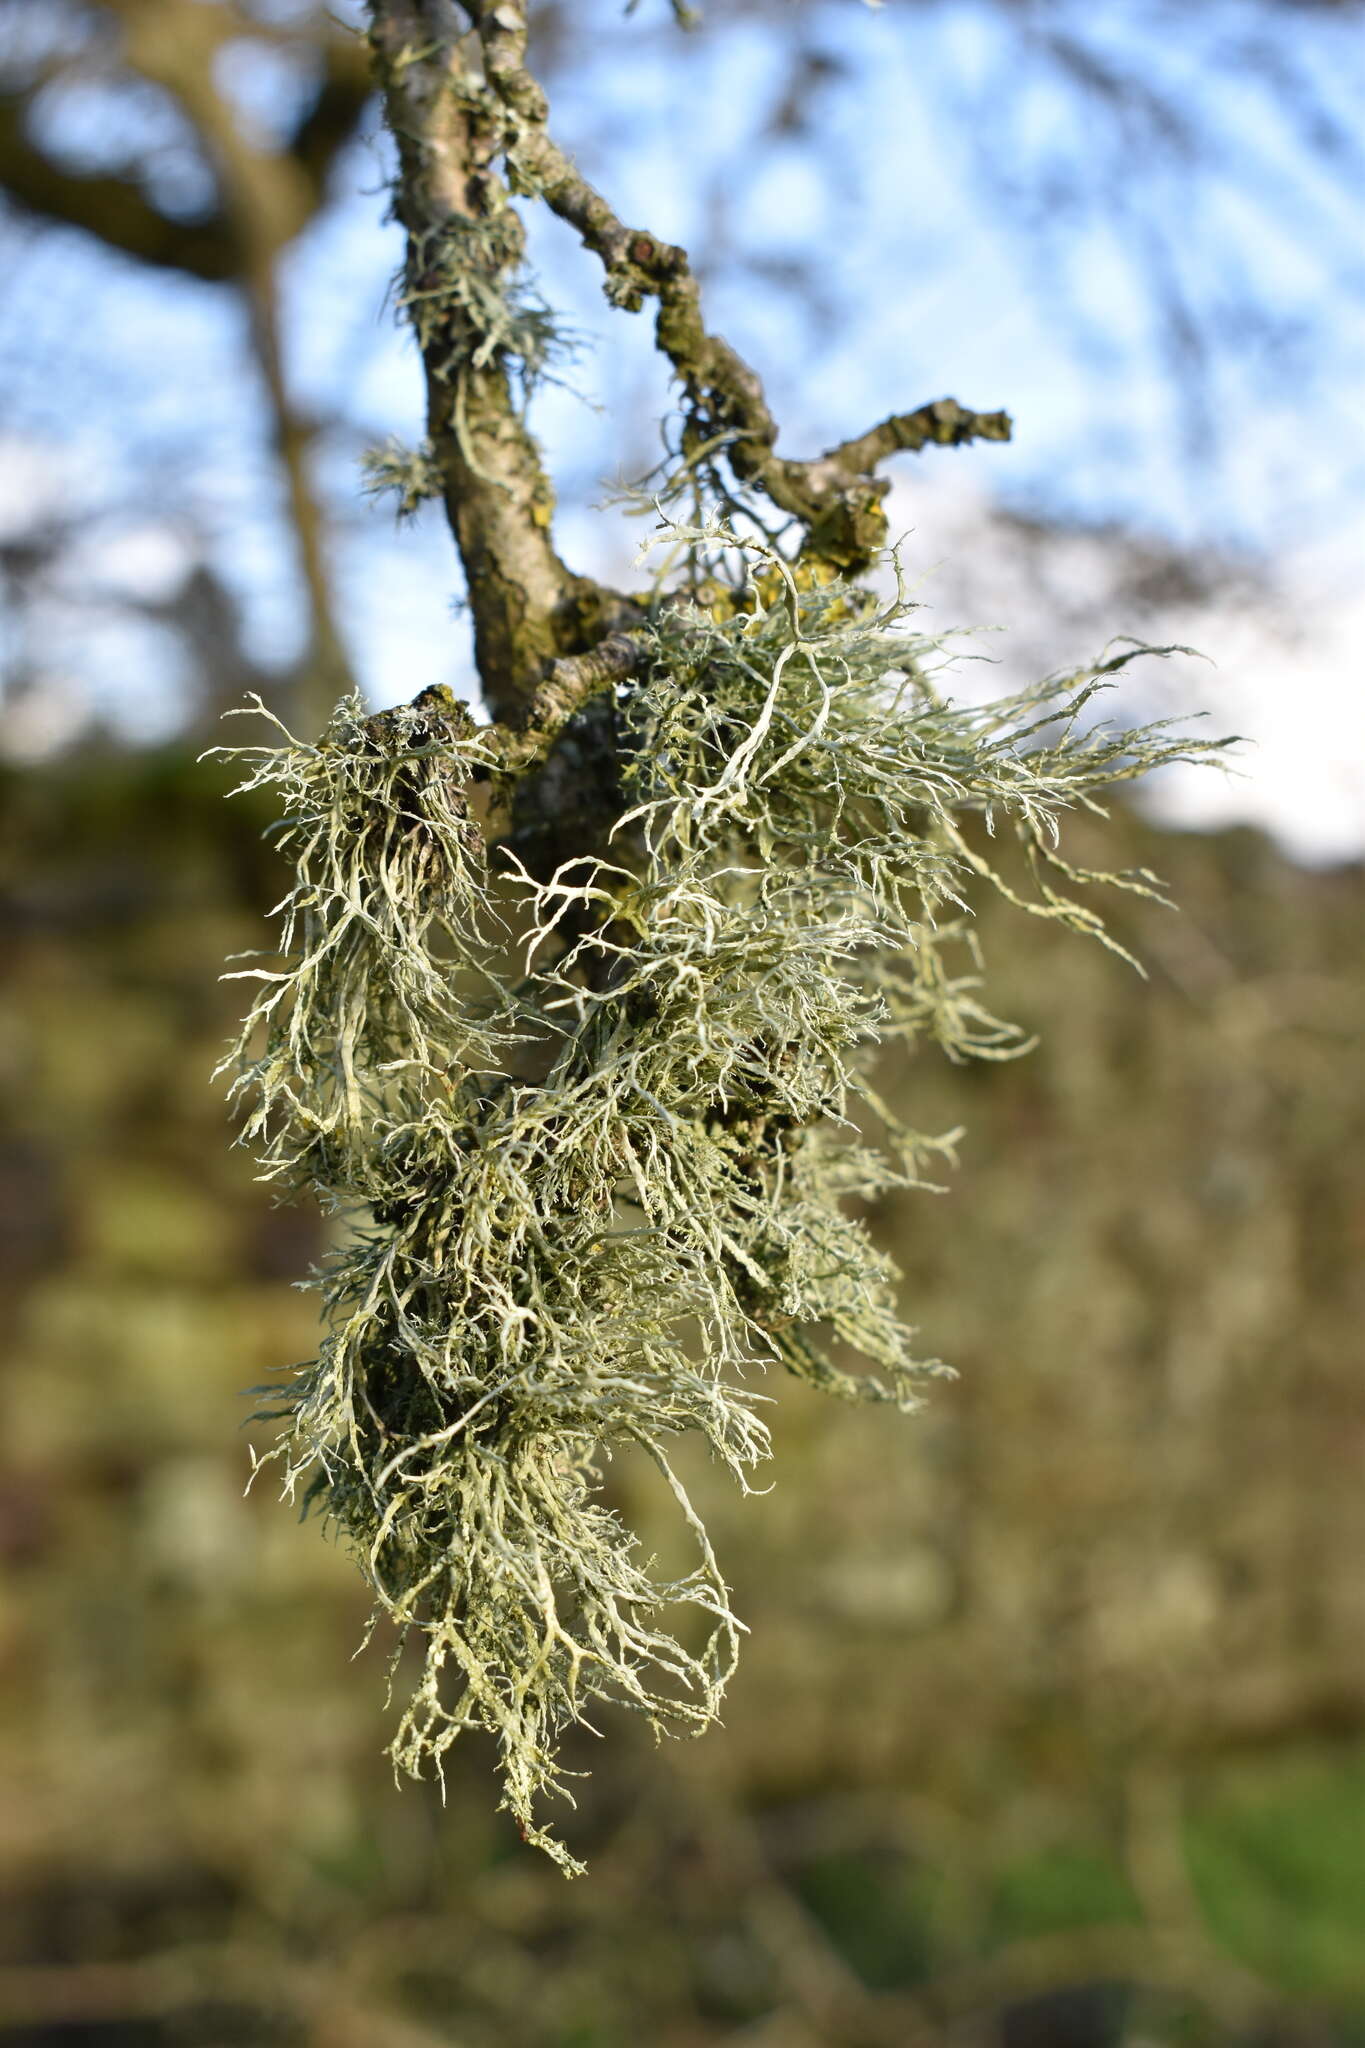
<box><xmin>214</xmin><ymin>0</ymin><xmax>1228</xmax><ymax>1873</ymax></box>
<box><xmin>216</xmin><ymin>516</ymin><xmax>1220</xmax><ymax>1871</ymax></box>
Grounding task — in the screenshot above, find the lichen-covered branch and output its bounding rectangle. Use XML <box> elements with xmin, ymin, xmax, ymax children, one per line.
<box><xmin>371</xmin><ymin>0</ymin><xmax>1012</xmax><ymax>721</ymax></box>
<box><xmin>368</xmin><ymin>1</ymin><xmax>626</xmax><ymax>718</ymax></box>
<box><xmin>496</xmin><ymin>629</ymin><xmax>647</xmax><ymax>774</ymax></box>
<box><xmin>466</xmin><ymin>0</ymin><xmax>1011</xmax><ymax>571</ymax></box>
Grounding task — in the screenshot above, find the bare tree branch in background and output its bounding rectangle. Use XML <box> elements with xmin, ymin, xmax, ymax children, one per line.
<box><xmin>0</xmin><ymin>0</ymin><xmax>368</xmax><ymax>727</ymax></box>
<box><xmin>0</xmin><ymin>0</ymin><xmax>370</xmax><ymax>279</ymax></box>
<box><xmin>98</xmin><ymin>0</ymin><xmax>358</xmax><ymax>723</ymax></box>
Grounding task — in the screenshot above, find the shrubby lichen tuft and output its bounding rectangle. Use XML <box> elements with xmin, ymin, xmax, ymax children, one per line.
<box><xmin>400</xmin><ymin>212</ymin><xmax>571</xmax><ymax>410</ymax></box>
<box><xmin>214</xmin><ymin>515</ymin><xmax>1223</xmax><ymax>1872</ymax></box>
<box><xmin>362</xmin><ymin>437</ymin><xmax>444</xmax><ymax>519</ymax></box>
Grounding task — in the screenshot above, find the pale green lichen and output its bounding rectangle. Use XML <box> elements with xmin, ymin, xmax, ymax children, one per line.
<box><xmin>400</xmin><ymin>214</ymin><xmax>569</xmax><ymax>403</ymax></box>
<box><xmin>213</xmin><ymin>515</ymin><xmax>1224</xmax><ymax>1873</ymax></box>
<box><xmin>362</xmin><ymin>437</ymin><xmax>444</xmax><ymax>519</ymax></box>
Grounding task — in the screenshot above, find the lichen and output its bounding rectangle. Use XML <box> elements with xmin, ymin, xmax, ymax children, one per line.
<box><xmin>400</xmin><ymin>213</ymin><xmax>570</xmax><ymax>405</ymax></box>
<box><xmin>213</xmin><ymin>514</ymin><xmax>1224</xmax><ymax>1872</ymax></box>
<box><xmin>362</xmin><ymin>437</ymin><xmax>444</xmax><ymax>519</ymax></box>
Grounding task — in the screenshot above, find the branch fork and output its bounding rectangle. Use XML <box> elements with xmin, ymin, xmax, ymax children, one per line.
<box><xmin>370</xmin><ymin>0</ymin><xmax>1011</xmax><ymax>728</ymax></box>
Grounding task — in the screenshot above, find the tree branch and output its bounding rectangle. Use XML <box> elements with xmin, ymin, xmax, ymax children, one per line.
<box><xmin>0</xmin><ymin>6</ymin><xmax>371</xmax><ymax>283</ymax></box>
<box><xmin>496</xmin><ymin>628</ymin><xmax>647</xmax><ymax>773</ymax></box>
<box><xmin>361</xmin><ymin>1</ymin><xmax>1014</xmax><ymax>731</ymax></box>
<box><xmin>469</xmin><ymin>0</ymin><xmax>1012</xmax><ymax>571</ymax></box>
<box><xmin>0</xmin><ymin>95</ymin><xmax>240</xmax><ymax>280</ymax></box>
<box><xmin>367</xmin><ymin>1</ymin><xmax>628</xmax><ymax>721</ymax></box>
<box><xmin>107</xmin><ymin>0</ymin><xmax>357</xmax><ymax>727</ymax></box>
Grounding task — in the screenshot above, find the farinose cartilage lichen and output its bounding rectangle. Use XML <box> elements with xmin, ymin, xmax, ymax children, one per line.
<box><xmin>213</xmin><ymin>523</ymin><xmax>1224</xmax><ymax>1873</ymax></box>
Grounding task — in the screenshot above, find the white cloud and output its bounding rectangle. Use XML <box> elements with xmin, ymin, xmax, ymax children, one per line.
<box><xmin>881</xmin><ymin>474</ymin><xmax>1365</xmax><ymax>868</ymax></box>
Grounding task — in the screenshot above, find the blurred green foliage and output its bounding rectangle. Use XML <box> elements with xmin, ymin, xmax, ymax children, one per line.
<box><xmin>0</xmin><ymin>741</ymin><xmax>1361</xmax><ymax>2045</ymax></box>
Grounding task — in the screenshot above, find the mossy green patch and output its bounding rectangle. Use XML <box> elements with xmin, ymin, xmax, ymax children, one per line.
<box><xmin>1187</xmin><ymin>1752</ymin><xmax>1365</xmax><ymax>2009</ymax></box>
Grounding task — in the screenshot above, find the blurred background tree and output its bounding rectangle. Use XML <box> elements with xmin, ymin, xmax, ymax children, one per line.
<box><xmin>0</xmin><ymin>3</ymin><xmax>1362</xmax><ymax>2045</ymax></box>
